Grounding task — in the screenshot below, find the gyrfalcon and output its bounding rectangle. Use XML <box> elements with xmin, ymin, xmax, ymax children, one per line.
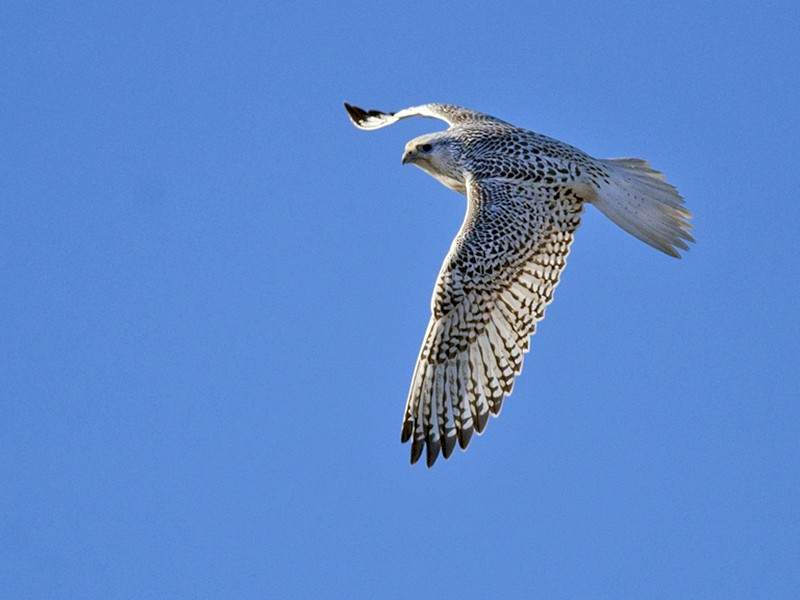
<box><xmin>345</xmin><ymin>102</ymin><xmax>693</xmax><ymax>467</ymax></box>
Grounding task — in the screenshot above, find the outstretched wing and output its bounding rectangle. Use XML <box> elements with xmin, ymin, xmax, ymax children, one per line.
<box><xmin>344</xmin><ymin>102</ymin><xmax>508</xmax><ymax>131</ymax></box>
<box><xmin>403</xmin><ymin>176</ymin><xmax>585</xmax><ymax>466</ymax></box>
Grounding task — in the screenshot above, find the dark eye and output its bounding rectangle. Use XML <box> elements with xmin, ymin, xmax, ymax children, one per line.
<box><xmin>419</xmin><ymin>143</ymin><xmax>433</xmax><ymax>153</ymax></box>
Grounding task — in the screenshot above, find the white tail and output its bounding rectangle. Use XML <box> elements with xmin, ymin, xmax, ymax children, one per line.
<box><xmin>589</xmin><ymin>158</ymin><xmax>694</xmax><ymax>257</ymax></box>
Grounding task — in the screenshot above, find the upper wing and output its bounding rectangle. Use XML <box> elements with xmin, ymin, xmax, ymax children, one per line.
<box><xmin>344</xmin><ymin>102</ymin><xmax>508</xmax><ymax>130</ymax></box>
<box><xmin>403</xmin><ymin>176</ymin><xmax>585</xmax><ymax>466</ymax></box>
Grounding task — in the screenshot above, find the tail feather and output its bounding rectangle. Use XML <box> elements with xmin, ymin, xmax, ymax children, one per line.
<box><xmin>590</xmin><ymin>158</ymin><xmax>694</xmax><ymax>258</ymax></box>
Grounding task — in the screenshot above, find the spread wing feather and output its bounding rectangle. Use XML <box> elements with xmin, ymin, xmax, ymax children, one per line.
<box><xmin>344</xmin><ymin>102</ymin><xmax>508</xmax><ymax>131</ymax></box>
<box><xmin>402</xmin><ymin>177</ymin><xmax>585</xmax><ymax>466</ymax></box>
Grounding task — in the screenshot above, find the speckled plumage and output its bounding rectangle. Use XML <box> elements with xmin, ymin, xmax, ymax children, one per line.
<box><xmin>345</xmin><ymin>102</ymin><xmax>693</xmax><ymax>467</ymax></box>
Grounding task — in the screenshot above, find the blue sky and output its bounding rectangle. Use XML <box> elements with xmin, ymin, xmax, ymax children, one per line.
<box><xmin>2</xmin><ymin>1</ymin><xmax>798</xmax><ymax>598</ymax></box>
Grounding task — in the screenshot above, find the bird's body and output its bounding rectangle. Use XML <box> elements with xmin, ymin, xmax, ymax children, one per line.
<box><xmin>345</xmin><ymin>102</ymin><xmax>693</xmax><ymax>467</ymax></box>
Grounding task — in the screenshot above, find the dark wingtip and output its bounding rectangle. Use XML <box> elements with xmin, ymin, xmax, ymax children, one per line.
<box><xmin>490</xmin><ymin>396</ymin><xmax>504</xmax><ymax>416</ymax></box>
<box><xmin>442</xmin><ymin>431</ymin><xmax>457</xmax><ymax>459</ymax></box>
<box><xmin>458</xmin><ymin>426</ymin><xmax>473</xmax><ymax>450</ymax></box>
<box><xmin>401</xmin><ymin>420</ymin><xmax>413</xmax><ymax>444</ymax></box>
<box><xmin>343</xmin><ymin>101</ymin><xmax>371</xmax><ymax>126</ymax></box>
<box><xmin>410</xmin><ymin>438</ymin><xmax>424</xmax><ymax>465</ymax></box>
<box><xmin>425</xmin><ymin>439</ymin><xmax>440</xmax><ymax>468</ymax></box>
<box><xmin>343</xmin><ymin>102</ymin><xmax>395</xmax><ymax>129</ymax></box>
<box><xmin>475</xmin><ymin>410</ymin><xmax>489</xmax><ymax>434</ymax></box>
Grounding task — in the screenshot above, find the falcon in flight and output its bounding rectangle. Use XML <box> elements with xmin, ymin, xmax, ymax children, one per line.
<box><xmin>344</xmin><ymin>102</ymin><xmax>693</xmax><ymax>467</ymax></box>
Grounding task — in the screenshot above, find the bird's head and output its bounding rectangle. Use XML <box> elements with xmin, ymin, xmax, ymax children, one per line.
<box><xmin>401</xmin><ymin>133</ymin><xmax>465</xmax><ymax>193</ymax></box>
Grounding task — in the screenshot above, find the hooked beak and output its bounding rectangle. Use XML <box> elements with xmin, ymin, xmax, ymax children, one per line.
<box><xmin>401</xmin><ymin>149</ymin><xmax>415</xmax><ymax>165</ymax></box>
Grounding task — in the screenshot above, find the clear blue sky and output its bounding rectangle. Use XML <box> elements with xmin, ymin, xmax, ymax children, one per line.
<box><xmin>2</xmin><ymin>2</ymin><xmax>798</xmax><ymax>598</ymax></box>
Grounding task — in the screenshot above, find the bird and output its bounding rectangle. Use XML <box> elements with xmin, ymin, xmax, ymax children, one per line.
<box><xmin>344</xmin><ymin>102</ymin><xmax>693</xmax><ymax>467</ymax></box>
